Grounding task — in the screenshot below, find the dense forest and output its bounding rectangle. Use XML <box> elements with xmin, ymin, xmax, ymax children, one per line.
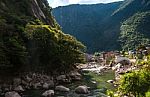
<box><xmin>53</xmin><ymin>0</ymin><xmax>150</xmax><ymax>53</ymax></box>
<box><xmin>0</xmin><ymin>0</ymin><xmax>85</xmax><ymax>75</ymax></box>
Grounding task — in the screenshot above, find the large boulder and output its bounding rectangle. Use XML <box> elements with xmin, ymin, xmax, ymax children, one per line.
<box><xmin>42</xmin><ymin>90</ymin><xmax>54</xmax><ymax>97</ymax></box>
<box><xmin>55</xmin><ymin>85</ymin><xmax>70</xmax><ymax>92</ymax></box>
<box><xmin>14</xmin><ymin>85</ymin><xmax>24</xmax><ymax>92</ymax></box>
<box><xmin>75</xmin><ymin>86</ymin><xmax>89</xmax><ymax>94</ymax></box>
<box><xmin>5</xmin><ymin>91</ymin><xmax>21</xmax><ymax>97</ymax></box>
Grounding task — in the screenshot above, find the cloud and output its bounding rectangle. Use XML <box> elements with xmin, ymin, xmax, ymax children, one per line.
<box><xmin>48</xmin><ymin>0</ymin><xmax>124</xmax><ymax>8</ymax></box>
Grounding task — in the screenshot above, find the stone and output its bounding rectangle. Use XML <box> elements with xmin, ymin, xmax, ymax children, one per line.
<box><xmin>26</xmin><ymin>75</ymin><xmax>32</xmax><ymax>82</ymax></box>
<box><xmin>14</xmin><ymin>85</ymin><xmax>24</xmax><ymax>92</ymax></box>
<box><xmin>69</xmin><ymin>71</ymin><xmax>82</xmax><ymax>81</ymax></box>
<box><xmin>55</xmin><ymin>85</ymin><xmax>70</xmax><ymax>92</ymax></box>
<box><xmin>2</xmin><ymin>84</ymin><xmax>11</xmax><ymax>92</ymax></box>
<box><xmin>107</xmin><ymin>80</ymin><xmax>114</xmax><ymax>84</ymax></box>
<box><xmin>69</xmin><ymin>71</ymin><xmax>81</xmax><ymax>77</ymax></box>
<box><xmin>91</xmin><ymin>81</ymin><xmax>97</xmax><ymax>84</ymax></box>
<box><xmin>75</xmin><ymin>86</ymin><xmax>89</xmax><ymax>94</ymax></box>
<box><xmin>33</xmin><ymin>82</ymin><xmax>42</xmax><ymax>89</ymax></box>
<box><xmin>42</xmin><ymin>83</ymin><xmax>49</xmax><ymax>89</ymax></box>
<box><xmin>56</xmin><ymin>75</ymin><xmax>71</xmax><ymax>83</ymax></box>
<box><xmin>56</xmin><ymin>75</ymin><xmax>66</xmax><ymax>81</ymax></box>
<box><xmin>13</xmin><ymin>78</ymin><xmax>21</xmax><ymax>86</ymax></box>
<box><xmin>42</xmin><ymin>90</ymin><xmax>54</xmax><ymax>97</ymax></box>
<box><xmin>5</xmin><ymin>91</ymin><xmax>21</xmax><ymax>97</ymax></box>
<box><xmin>47</xmin><ymin>80</ymin><xmax>54</xmax><ymax>88</ymax></box>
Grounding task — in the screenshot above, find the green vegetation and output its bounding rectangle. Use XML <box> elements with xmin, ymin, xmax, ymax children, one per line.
<box><xmin>0</xmin><ymin>0</ymin><xmax>85</xmax><ymax>75</ymax></box>
<box><xmin>53</xmin><ymin>2</ymin><xmax>122</xmax><ymax>52</ymax></box>
<box><xmin>24</xmin><ymin>24</ymin><xmax>85</xmax><ymax>72</ymax></box>
<box><xmin>53</xmin><ymin>0</ymin><xmax>150</xmax><ymax>53</ymax></box>
<box><xmin>119</xmin><ymin>11</ymin><xmax>150</xmax><ymax>50</ymax></box>
<box><xmin>119</xmin><ymin>68</ymin><xmax>150</xmax><ymax>97</ymax></box>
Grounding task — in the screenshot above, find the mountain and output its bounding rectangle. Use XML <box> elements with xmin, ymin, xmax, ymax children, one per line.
<box><xmin>53</xmin><ymin>2</ymin><xmax>122</xmax><ymax>52</ymax></box>
<box><xmin>119</xmin><ymin>11</ymin><xmax>150</xmax><ymax>50</ymax></box>
<box><xmin>53</xmin><ymin>0</ymin><xmax>150</xmax><ymax>53</ymax></box>
<box><xmin>0</xmin><ymin>0</ymin><xmax>85</xmax><ymax>74</ymax></box>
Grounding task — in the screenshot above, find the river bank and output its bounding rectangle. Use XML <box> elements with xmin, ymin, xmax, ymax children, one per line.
<box><xmin>0</xmin><ymin>62</ymin><xmax>116</xmax><ymax>97</ymax></box>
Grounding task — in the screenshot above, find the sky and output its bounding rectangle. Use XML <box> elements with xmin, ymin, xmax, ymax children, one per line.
<box><xmin>48</xmin><ymin>0</ymin><xmax>124</xmax><ymax>8</ymax></box>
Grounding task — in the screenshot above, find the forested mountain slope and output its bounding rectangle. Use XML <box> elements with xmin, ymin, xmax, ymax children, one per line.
<box><xmin>53</xmin><ymin>2</ymin><xmax>122</xmax><ymax>52</ymax></box>
<box><xmin>53</xmin><ymin>0</ymin><xmax>150</xmax><ymax>52</ymax></box>
<box><xmin>0</xmin><ymin>0</ymin><xmax>85</xmax><ymax>75</ymax></box>
<box><xmin>119</xmin><ymin>11</ymin><xmax>150</xmax><ymax>50</ymax></box>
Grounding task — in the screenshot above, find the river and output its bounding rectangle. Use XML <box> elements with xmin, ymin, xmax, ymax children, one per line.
<box><xmin>22</xmin><ymin>69</ymin><xmax>115</xmax><ymax>97</ymax></box>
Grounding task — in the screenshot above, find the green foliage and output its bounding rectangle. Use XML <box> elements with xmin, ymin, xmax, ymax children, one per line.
<box><xmin>119</xmin><ymin>11</ymin><xmax>150</xmax><ymax>50</ymax></box>
<box><xmin>0</xmin><ymin>0</ymin><xmax>85</xmax><ymax>74</ymax></box>
<box><xmin>53</xmin><ymin>0</ymin><xmax>150</xmax><ymax>52</ymax></box>
<box><xmin>53</xmin><ymin>2</ymin><xmax>122</xmax><ymax>53</ymax></box>
<box><xmin>119</xmin><ymin>69</ymin><xmax>150</xmax><ymax>96</ymax></box>
<box><xmin>24</xmin><ymin>24</ymin><xmax>85</xmax><ymax>72</ymax></box>
<box><xmin>145</xmin><ymin>90</ymin><xmax>150</xmax><ymax>97</ymax></box>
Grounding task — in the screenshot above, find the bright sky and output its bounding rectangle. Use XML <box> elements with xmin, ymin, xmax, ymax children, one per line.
<box><xmin>48</xmin><ymin>0</ymin><xmax>124</xmax><ymax>8</ymax></box>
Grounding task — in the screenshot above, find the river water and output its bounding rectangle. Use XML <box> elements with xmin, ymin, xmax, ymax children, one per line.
<box><xmin>22</xmin><ymin>70</ymin><xmax>115</xmax><ymax>97</ymax></box>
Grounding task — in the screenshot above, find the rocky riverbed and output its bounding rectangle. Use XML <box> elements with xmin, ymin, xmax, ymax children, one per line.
<box><xmin>0</xmin><ymin>63</ymin><xmax>115</xmax><ymax>97</ymax></box>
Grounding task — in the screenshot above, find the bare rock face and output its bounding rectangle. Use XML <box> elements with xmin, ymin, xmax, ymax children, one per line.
<box><xmin>5</xmin><ymin>91</ymin><xmax>21</xmax><ymax>97</ymax></box>
<box><xmin>75</xmin><ymin>86</ymin><xmax>89</xmax><ymax>94</ymax></box>
<box><xmin>42</xmin><ymin>90</ymin><xmax>54</xmax><ymax>97</ymax></box>
<box><xmin>55</xmin><ymin>85</ymin><xmax>70</xmax><ymax>92</ymax></box>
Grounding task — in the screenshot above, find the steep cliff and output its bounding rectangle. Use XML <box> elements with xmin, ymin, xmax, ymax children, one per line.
<box><xmin>0</xmin><ymin>0</ymin><xmax>85</xmax><ymax>74</ymax></box>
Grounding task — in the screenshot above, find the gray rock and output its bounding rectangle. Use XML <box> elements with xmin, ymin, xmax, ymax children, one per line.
<box><xmin>14</xmin><ymin>85</ymin><xmax>24</xmax><ymax>92</ymax></box>
<box><xmin>13</xmin><ymin>78</ymin><xmax>21</xmax><ymax>86</ymax></box>
<box><xmin>75</xmin><ymin>86</ymin><xmax>89</xmax><ymax>94</ymax></box>
<box><xmin>33</xmin><ymin>82</ymin><xmax>42</xmax><ymax>89</ymax></box>
<box><xmin>69</xmin><ymin>71</ymin><xmax>81</xmax><ymax>81</ymax></box>
<box><xmin>55</xmin><ymin>85</ymin><xmax>70</xmax><ymax>92</ymax></box>
<box><xmin>5</xmin><ymin>91</ymin><xmax>21</xmax><ymax>97</ymax></box>
<box><xmin>69</xmin><ymin>71</ymin><xmax>81</xmax><ymax>77</ymax></box>
<box><xmin>2</xmin><ymin>84</ymin><xmax>11</xmax><ymax>92</ymax></box>
<box><xmin>47</xmin><ymin>80</ymin><xmax>54</xmax><ymax>88</ymax></box>
<box><xmin>42</xmin><ymin>83</ymin><xmax>49</xmax><ymax>89</ymax></box>
<box><xmin>26</xmin><ymin>75</ymin><xmax>32</xmax><ymax>82</ymax></box>
<box><xmin>42</xmin><ymin>90</ymin><xmax>54</xmax><ymax>97</ymax></box>
<box><xmin>56</xmin><ymin>75</ymin><xmax>66</xmax><ymax>81</ymax></box>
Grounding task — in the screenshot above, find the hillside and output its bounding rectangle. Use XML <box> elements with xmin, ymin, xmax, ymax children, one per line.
<box><xmin>53</xmin><ymin>2</ymin><xmax>122</xmax><ymax>52</ymax></box>
<box><xmin>0</xmin><ymin>0</ymin><xmax>85</xmax><ymax>75</ymax></box>
<box><xmin>119</xmin><ymin>11</ymin><xmax>150</xmax><ymax>50</ymax></box>
<box><xmin>53</xmin><ymin>0</ymin><xmax>150</xmax><ymax>53</ymax></box>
